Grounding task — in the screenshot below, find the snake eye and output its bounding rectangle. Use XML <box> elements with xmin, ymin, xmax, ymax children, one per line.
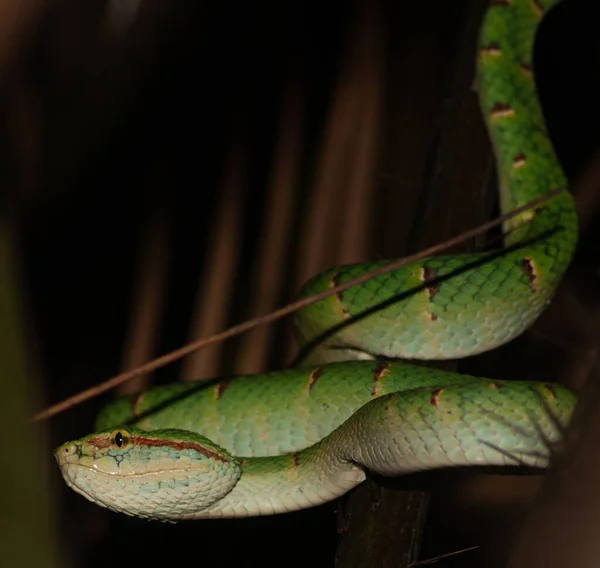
<box><xmin>110</xmin><ymin>429</ymin><xmax>131</xmax><ymax>449</ymax></box>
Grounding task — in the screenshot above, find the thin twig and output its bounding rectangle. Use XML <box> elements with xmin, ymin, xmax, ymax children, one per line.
<box><xmin>179</xmin><ymin>138</ymin><xmax>245</xmax><ymax>381</ymax></box>
<box><xmin>33</xmin><ymin>188</ymin><xmax>564</xmax><ymax>421</ymax></box>
<box><xmin>410</xmin><ymin>545</ymin><xmax>480</xmax><ymax>566</ymax></box>
<box><xmin>119</xmin><ymin>193</ymin><xmax>170</xmax><ymax>394</ymax></box>
<box><xmin>233</xmin><ymin>78</ymin><xmax>303</xmax><ymax>374</ymax></box>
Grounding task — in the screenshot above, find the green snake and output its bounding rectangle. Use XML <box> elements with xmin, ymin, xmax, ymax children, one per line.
<box><xmin>56</xmin><ymin>0</ymin><xmax>579</xmax><ymax>521</ymax></box>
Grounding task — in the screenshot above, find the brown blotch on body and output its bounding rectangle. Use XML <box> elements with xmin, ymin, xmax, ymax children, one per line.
<box><xmin>373</xmin><ymin>361</ymin><xmax>391</xmax><ymax>381</ymax></box>
<box><xmin>214</xmin><ymin>379</ymin><xmax>231</xmax><ymax>400</ymax></box>
<box><xmin>491</xmin><ymin>102</ymin><xmax>515</xmax><ymax>118</ymax></box>
<box><xmin>519</xmin><ymin>62</ymin><xmax>533</xmax><ymax>77</ymax></box>
<box><xmin>480</xmin><ymin>42</ymin><xmax>502</xmax><ymax>56</ymax></box>
<box><xmin>371</xmin><ymin>361</ymin><xmax>391</xmax><ymax>397</ymax></box>
<box><xmin>421</xmin><ymin>266</ymin><xmax>440</xmax><ymax>299</ymax></box>
<box><xmin>530</xmin><ymin>0</ymin><xmax>544</xmax><ymax>16</ymax></box>
<box><xmin>420</xmin><ymin>266</ymin><xmax>442</xmax><ymax>323</ymax></box>
<box><xmin>520</xmin><ymin>257</ymin><xmax>537</xmax><ymax>292</ymax></box>
<box><xmin>291</xmin><ymin>453</ymin><xmax>300</xmax><ymax>467</ymax></box>
<box><xmin>307</xmin><ymin>367</ymin><xmax>323</xmax><ymax>391</ymax></box>
<box><xmin>331</xmin><ymin>272</ymin><xmax>351</xmax><ymax>319</ymax></box>
<box><xmin>512</xmin><ymin>153</ymin><xmax>526</xmax><ymax>168</ymax></box>
<box><xmin>543</xmin><ymin>384</ymin><xmax>557</xmax><ymax>399</ymax></box>
<box><xmin>384</xmin><ymin>398</ymin><xmax>395</xmax><ymax>415</ymax></box>
<box><xmin>430</xmin><ymin>388</ymin><xmax>443</xmax><ymax>407</ymax></box>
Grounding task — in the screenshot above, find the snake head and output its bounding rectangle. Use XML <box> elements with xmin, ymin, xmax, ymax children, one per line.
<box><xmin>54</xmin><ymin>427</ymin><xmax>241</xmax><ymax>521</ymax></box>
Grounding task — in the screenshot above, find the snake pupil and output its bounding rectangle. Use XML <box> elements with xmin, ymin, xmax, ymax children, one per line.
<box><xmin>115</xmin><ymin>432</ymin><xmax>123</xmax><ymax>447</ymax></box>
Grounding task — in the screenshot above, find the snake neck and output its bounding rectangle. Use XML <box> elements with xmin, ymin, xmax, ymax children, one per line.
<box><xmin>185</xmin><ymin>444</ymin><xmax>366</xmax><ymax>519</ymax></box>
<box><xmin>478</xmin><ymin>0</ymin><xmax>577</xmax><ymax>273</ymax></box>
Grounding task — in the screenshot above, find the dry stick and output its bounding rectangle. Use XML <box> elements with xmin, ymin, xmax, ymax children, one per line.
<box><xmin>118</xmin><ymin>197</ymin><xmax>170</xmax><ymax>394</ymax></box>
<box><xmin>282</xmin><ymin>60</ymin><xmax>363</xmax><ymax>364</ymax></box>
<box><xmin>284</xmin><ymin>2</ymin><xmax>382</xmax><ymax>365</ymax></box>
<box><xmin>410</xmin><ymin>546</ymin><xmax>480</xmax><ymax>566</ymax></box>
<box><xmin>0</xmin><ymin>0</ymin><xmax>43</xmax><ymax>69</ymax></box>
<box><xmin>33</xmin><ymin>187</ymin><xmax>563</xmax><ymax>421</ymax></box>
<box><xmin>233</xmin><ymin>80</ymin><xmax>303</xmax><ymax>375</ymax></box>
<box><xmin>291</xmin><ymin>57</ymin><xmax>361</xmax><ymax>287</ymax></box>
<box><xmin>337</xmin><ymin>3</ymin><xmax>382</xmax><ymax>266</ymax></box>
<box><xmin>179</xmin><ymin>140</ymin><xmax>246</xmax><ymax>381</ymax></box>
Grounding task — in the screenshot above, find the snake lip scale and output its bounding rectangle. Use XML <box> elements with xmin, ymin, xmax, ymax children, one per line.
<box><xmin>56</xmin><ymin>0</ymin><xmax>579</xmax><ymax>522</ymax></box>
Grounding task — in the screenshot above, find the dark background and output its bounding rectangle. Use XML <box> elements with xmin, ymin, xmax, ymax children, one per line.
<box><xmin>4</xmin><ymin>0</ymin><xmax>600</xmax><ymax>566</ymax></box>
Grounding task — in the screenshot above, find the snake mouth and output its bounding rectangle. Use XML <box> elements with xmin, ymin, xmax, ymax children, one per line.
<box><xmin>54</xmin><ymin>448</ymin><xmax>201</xmax><ymax>481</ymax></box>
<box><xmin>56</xmin><ymin>458</ymin><xmax>198</xmax><ymax>480</ymax></box>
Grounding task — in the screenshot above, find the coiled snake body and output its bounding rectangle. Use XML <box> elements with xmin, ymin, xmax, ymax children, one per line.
<box><xmin>56</xmin><ymin>0</ymin><xmax>579</xmax><ymax>521</ymax></box>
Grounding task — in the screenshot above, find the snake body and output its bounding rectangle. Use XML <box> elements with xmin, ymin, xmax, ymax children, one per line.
<box><xmin>56</xmin><ymin>0</ymin><xmax>579</xmax><ymax>521</ymax></box>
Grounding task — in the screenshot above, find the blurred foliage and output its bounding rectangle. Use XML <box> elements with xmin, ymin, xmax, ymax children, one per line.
<box><xmin>0</xmin><ymin>221</ymin><xmax>57</xmax><ymax>567</ymax></box>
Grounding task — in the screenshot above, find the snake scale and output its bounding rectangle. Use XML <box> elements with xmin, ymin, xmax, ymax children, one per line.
<box><xmin>56</xmin><ymin>0</ymin><xmax>579</xmax><ymax>521</ymax></box>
